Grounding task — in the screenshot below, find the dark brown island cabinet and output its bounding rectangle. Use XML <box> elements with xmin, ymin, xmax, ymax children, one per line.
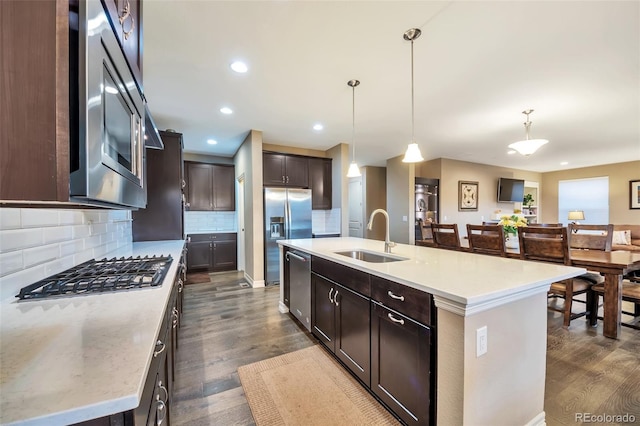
<box><xmin>304</xmin><ymin>255</ymin><xmax>435</xmax><ymax>426</ymax></box>
<box><xmin>186</xmin><ymin>233</ymin><xmax>237</xmax><ymax>272</ymax></box>
<box><xmin>263</xmin><ymin>152</ymin><xmax>309</xmax><ymax>187</ymax></box>
<box><xmin>133</xmin><ymin>130</ymin><xmax>184</xmax><ymax>241</ymax></box>
<box><xmin>311</xmin><ymin>257</ymin><xmax>372</xmax><ymax>387</ymax></box>
<box><xmin>185</xmin><ymin>162</ymin><xmax>235</xmax><ymax>211</ymax></box>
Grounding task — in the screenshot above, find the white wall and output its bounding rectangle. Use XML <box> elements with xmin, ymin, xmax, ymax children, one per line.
<box><xmin>386</xmin><ymin>155</ymin><xmax>415</xmax><ymax>244</ymax></box>
<box><xmin>0</xmin><ymin>208</ymin><xmax>132</xmax><ymax>302</ymax></box>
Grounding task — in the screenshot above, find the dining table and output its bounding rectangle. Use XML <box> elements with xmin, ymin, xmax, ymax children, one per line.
<box><xmin>419</xmin><ymin>238</ymin><xmax>640</xmax><ymax>339</ymax></box>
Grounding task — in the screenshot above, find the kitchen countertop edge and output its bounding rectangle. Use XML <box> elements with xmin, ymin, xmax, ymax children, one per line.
<box><xmin>0</xmin><ymin>239</ymin><xmax>186</xmax><ymax>426</ymax></box>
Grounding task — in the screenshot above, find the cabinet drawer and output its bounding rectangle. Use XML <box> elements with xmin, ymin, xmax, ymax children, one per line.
<box><xmin>311</xmin><ymin>256</ymin><xmax>370</xmax><ymax>297</ymax></box>
<box><xmin>187</xmin><ymin>234</ymin><xmax>211</xmax><ymax>242</ymax></box>
<box><xmin>371</xmin><ymin>276</ymin><xmax>432</xmax><ymax>326</ymax></box>
<box><xmin>212</xmin><ymin>232</ymin><xmax>236</xmax><ymax>242</ymax></box>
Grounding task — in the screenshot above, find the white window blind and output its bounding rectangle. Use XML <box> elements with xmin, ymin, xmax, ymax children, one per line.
<box><xmin>558</xmin><ymin>177</ymin><xmax>609</xmax><ymax>225</ymax></box>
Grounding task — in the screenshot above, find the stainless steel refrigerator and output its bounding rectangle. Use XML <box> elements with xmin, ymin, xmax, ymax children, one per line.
<box><xmin>264</xmin><ymin>188</ymin><xmax>312</xmax><ymax>285</ymax></box>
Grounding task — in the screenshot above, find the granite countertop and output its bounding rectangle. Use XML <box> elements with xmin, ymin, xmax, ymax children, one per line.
<box><xmin>0</xmin><ymin>240</ymin><xmax>186</xmax><ymax>426</ymax></box>
<box><xmin>278</xmin><ymin>237</ymin><xmax>585</xmax><ymax>313</ymax></box>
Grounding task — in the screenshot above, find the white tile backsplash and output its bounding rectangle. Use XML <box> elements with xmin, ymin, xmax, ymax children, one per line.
<box><xmin>312</xmin><ymin>208</ymin><xmax>341</xmax><ymax>234</ymax></box>
<box><xmin>0</xmin><ymin>207</ymin><xmax>132</xmax><ymax>301</ymax></box>
<box><xmin>184</xmin><ymin>211</ymin><xmax>237</xmax><ymax>233</ymax></box>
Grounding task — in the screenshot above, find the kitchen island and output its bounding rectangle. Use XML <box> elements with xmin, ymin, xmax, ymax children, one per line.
<box><xmin>278</xmin><ymin>237</ymin><xmax>586</xmax><ymax>425</ymax></box>
<box><xmin>0</xmin><ymin>240</ymin><xmax>186</xmax><ymax>426</ymax></box>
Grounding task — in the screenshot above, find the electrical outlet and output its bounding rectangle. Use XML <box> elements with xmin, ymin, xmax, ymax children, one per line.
<box><xmin>402</xmin><ymin>216</ymin><xmax>408</xmax><ymax>222</ymax></box>
<box><xmin>476</xmin><ymin>326</ymin><xmax>488</xmax><ymax>357</ymax></box>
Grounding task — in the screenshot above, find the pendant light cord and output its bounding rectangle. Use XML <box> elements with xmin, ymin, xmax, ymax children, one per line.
<box><xmin>352</xmin><ymin>84</ymin><xmax>356</xmax><ymax>159</ymax></box>
<box><xmin>411</xmin><ymin>39</ymin><xmax>415</xmax><ymax>144</ymax></box>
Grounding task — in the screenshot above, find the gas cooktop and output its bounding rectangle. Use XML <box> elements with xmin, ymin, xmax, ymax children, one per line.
<box><xmin>16</xmin><ymin>255</ymin><xmax>173</xmax><ymax>301</ymax></box>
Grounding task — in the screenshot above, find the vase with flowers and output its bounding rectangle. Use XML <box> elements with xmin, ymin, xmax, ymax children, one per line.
<box><xmin>498</xmin><ymin>214</ymin><xmax>528</xmax><ymax>248</ymax></box>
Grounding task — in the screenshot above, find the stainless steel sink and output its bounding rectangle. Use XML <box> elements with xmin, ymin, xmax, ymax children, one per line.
<box><xmin>334</xmin><ymin>249</ymin><xmax>408</xmax><ymax>263</ymax></box>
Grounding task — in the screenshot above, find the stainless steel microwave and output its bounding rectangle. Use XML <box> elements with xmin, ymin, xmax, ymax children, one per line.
<box><xmin>69</xmin><ymin>0</ymin><xmax>146</xmax><ymax>209</ymax></box>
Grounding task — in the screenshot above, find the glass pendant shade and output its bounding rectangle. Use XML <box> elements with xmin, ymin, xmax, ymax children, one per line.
<box><xmin>508</xmin><ymin>139</ymin><xmax>548</xmax><ymax>156</ymax></box>
<box><xmin>509</xmin><ymin>109</ymin><xmax>549</xmax><ymax>155</ymax></box>
<box><xmin>402</xmin><ymin>143</ymin><xmax>424</xmax><ymax>163</ymax></box>
<box><xmin>347</xmin><ymin>161</ymin><xmax>361</xmax><ymax>177</ymax></box>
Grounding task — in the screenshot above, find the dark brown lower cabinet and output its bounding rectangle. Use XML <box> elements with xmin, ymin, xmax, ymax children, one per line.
<box><xmin>186</xmin><ymin>233</ymin><xmax>237</xmax><ymax>272</ymax></box>
<box><xmin>311</xmin><ymin>273</ymin><xmax>370</xmax><ymax>386</ymax></box>
<box><xmin>371</xmin><ymin>302</ymin><xmax>432</xmax><ymax>426</ymax></box>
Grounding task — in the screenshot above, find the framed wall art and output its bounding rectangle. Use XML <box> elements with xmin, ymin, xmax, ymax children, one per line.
<box><xmin>630</xmin><ymin>179</ymin><xmax>640</xmax><ymax>209</ymax></box>
<box><xmin>459</xmin><ymin>181</ymin><xmax>479</xmax><ymax>211</ymax></box>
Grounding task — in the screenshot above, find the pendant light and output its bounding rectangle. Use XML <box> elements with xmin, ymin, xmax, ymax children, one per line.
<box><xmin>346</xmin><ymin>79</ymin><xmax>362</xmax><ymax>177</ymax></box>
<box><xmin>508</xmin><ymin>109</ymin><xmax>549</xmax><ymax>155</ymax></box>
<box><xmin>402</xmin><ymin>28</ymin><xmax>425</xmax><ymax>163</ymax></box>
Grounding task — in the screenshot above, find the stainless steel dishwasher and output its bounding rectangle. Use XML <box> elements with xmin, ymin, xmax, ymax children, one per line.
<box><xmin>286</xmin><ymin>250</ymin><xmax>311</xmax><ymax>331</ymax></box>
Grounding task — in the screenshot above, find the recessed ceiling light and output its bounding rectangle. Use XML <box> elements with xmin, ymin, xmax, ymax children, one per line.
<box><xmin>313</xmin><ymin>123</ymin><xmax>324</xmax><ymax>131</ymax></box>
<box><xmin>507</xmin><ymin>150</ymin><xmax>516</xmax><ymax>155</ymax></box>
<box><xmin>560</xmin><ymin>161</ymin><xmax>569</xmax><ymax>165</ymax></box>
<box><xmin>207</xmin><ymin>139</ymin><xmax>217</xmax><ymax>145</ymax></box>
<box><xmin>230</xmin><ymin>61</ymin><xmax>248</xmax><ymax>73</ymax></box>
<box><xmin>220</xmin><ymin>107</ymin><xmax>233</xmax><ymax>115</ymax></box>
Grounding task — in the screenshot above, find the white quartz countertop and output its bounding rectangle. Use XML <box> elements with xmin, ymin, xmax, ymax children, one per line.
<box><xmin>279</xmin><ymin>237</ymin><xmax>586</xmax><ymax>313</ymax></box>
<box><xmin>0</xmin><ymin>240</ymin><xmax>186</xmax><ymax>426</ymax></box>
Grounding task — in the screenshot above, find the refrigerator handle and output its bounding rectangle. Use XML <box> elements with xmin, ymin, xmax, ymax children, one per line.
<box><xmin>285</xmin><ymin>195</ymin><xmax>292</xmax><ymax>239</ymax></box>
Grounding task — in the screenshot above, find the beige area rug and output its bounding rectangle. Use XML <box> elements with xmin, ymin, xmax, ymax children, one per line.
<box><xmin>238</xmin><ymin>345</ymin><xmax>400</xmax><ymax>426</ymax></box>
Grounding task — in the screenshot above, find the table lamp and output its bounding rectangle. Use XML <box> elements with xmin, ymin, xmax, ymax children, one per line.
<box><xmin>568</xmin><ymin>210</ymin><xmax>585</xmax><ymax>232</ymax></box>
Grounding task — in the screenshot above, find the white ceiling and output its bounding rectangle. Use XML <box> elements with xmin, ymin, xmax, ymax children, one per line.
<box><xmin>143</xmin><ymin>1</ymin><xmax>640</xmax><ymax>173</ymax></box>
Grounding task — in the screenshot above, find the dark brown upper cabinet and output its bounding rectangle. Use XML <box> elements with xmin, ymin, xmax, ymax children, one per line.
<box><xmin>132</xmin><ymin>131</ymin><xmax>184</xmax><ymax>241</ymax></box>
<box><xmin>103</xmin><ymin>0</ymin><xmax>143</xmax><ymax>91</ymax></box>
<box><xmin>308</xmin><ymin>157</ymin><xmax>332</xmax><ymax>210</ymax></box>
<box><xmin>185</xmin><ymin>162</ymin><xmax>235</xmax><ymax>211</ymax></box>
<box><xmin>263</xmin><ymin>153</ymin><xmax>309</xmax><ymax>187</ymax></box>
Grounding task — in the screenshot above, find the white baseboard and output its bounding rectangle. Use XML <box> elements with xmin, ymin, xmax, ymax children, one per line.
<box><xmin>525</xmin><ymin>412</ymin><xmax>546</xmax><ymax>426</ymax></box>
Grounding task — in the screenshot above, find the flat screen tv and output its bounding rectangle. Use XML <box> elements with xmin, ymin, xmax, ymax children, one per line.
<box><xmin>497</xmin><ymin>178</ymin><xmax>525</xmax><ymax>203</ymax></box>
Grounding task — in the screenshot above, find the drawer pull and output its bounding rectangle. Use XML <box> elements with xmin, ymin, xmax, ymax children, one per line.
<box><xmin>334</xmin><ymin>289</ymin><xmax>339</xmax><ymax>306</ymax></box>
<box><xmin>387</xmin><ymin>291</ymin><xmax>405</xmax><ymax>301</ymax></box>
<box><xmin>387</xmin><ymin>313</ymin><xmax>405</xmax><ymax>325</ymax></box>
<box><xmin>178</xmin><ymin>279</ymin><xmax>184</xmax><ymax>292</ymax></box>
<box><xmin>156</xmin><ymin>396</ymin><xmax>166</xmax><ymax>425</ymax></box>
<box><xmin>158</xmin><ymin>380</ymin><xmax>168</xmax><ymax>402</ymax></box>
<box><xmin>153</xmin><ymin>340</ymin><xmax>166</xmax><ymax>357</ymax></box>
<box><xmin>328</xmin><ymin>288</ymin><xmax>334</xmax><ymax>303</ymax></box>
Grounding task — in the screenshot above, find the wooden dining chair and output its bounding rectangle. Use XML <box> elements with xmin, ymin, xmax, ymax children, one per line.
<box><xmin>430</xmin><ymin>223</ymin><xmax>461</xmax><ymax>250</ymax></box>
<box><xmin>568</xmin><ymin>224</ymin><xmax>613</xmax><ymax>251</ymax></box>
<box><xmin>590</xmin><ymin>280</ymin><xmax>640</xmax><ymax>330</ymax></box>
<box><xmin>467</xmin><ymin>224</ymin><xmax>506</xmax><ymax>257</ymax></box>
<box><xmin>518</xmin><ymin>226</ymin><xmax>603</xmax><ymax>327</ymax></box>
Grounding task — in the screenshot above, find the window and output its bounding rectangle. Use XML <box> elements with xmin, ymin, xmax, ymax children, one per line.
<box><xmin>558</xmin><ymin>177</ymin><xmax>609</xmax><ymax>225</ymax></box>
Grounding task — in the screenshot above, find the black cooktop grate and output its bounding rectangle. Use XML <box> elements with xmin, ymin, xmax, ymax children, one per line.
<box><xmin>16</xmin><ymin>255</ymin><xmax>173</xmax><ymax>300</ymax></box>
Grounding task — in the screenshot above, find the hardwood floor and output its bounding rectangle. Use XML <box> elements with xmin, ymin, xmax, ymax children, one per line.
<box><xmin>173</xmin><ymin>271</ymin><xmax>640</xmax><ymax>425</ymax></box>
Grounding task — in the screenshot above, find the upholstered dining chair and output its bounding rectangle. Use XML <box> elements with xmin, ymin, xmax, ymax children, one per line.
<box><xmin>466</xmin><ymin>224</ymin><xmax>506</xmax><ymax>257</ymax></box>
<box><xmin>430</xmin><ymin>223</ymin><xmax>461</xmax><ymax>250</ymax></box>
<box><xmin>518</xmin><ymin>226</ymin><xmax>603</xmax><ymax>327</ymax></box>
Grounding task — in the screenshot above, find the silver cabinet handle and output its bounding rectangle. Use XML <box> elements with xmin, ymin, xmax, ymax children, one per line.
<box><xmin>178</xmin><ymin>278</ymin><xmax>184</xmax><ymax>293</ymax></box>
<box><xmin>387</xmin><ymin>291</ymin><xmax>405</xmax><ymax>301</ymax></box>
<box><xmin>156</xmin><ymin>396</ymin><xmax>166</xmax><ymax>426</ymax></box>
<box><xmin>182</xmin><ymin>179</ymin><xmax>186</xmax><ymax>189</ymax></box>
<box><xmin>328</xmin><ymin>288</ymin><xmax>334</xmax><ymax>303</ymax></box>
<box><xmin>287</xmin><ymin>252</ymin><xmax>307</xmax><ymax>262</ymax></box>
<box><xmin>282</xmin><ymin>175</ymin><xmax>285</xmax><ymax>183</ymax></box>
<box><xmin>158</xmin><ymin>380</ymin><xmax>168</xmax><ymax>402</ymax></box>
<box><xmin>286</xmin><ymin>176</ymin><xmax>290</xmax><ymax>183</ymax></box>
<box><xmin>387</xmin><ymin>313</ymin><xmax>405</xmax><ymax>325</ymax></box>
<box><xmin>334</xmin><ymin>289</ymin><xmax>339</xmax><ymax>306</ymax></box>
<box><xmin>154</xmin><ymin>340</ymin><xmax>166</xmax><ymax>357</ymax></box>
<box><xmin>172</xmin><ymin>308</ymin><xmax>179</xmax><ymax>328</ymax></box>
